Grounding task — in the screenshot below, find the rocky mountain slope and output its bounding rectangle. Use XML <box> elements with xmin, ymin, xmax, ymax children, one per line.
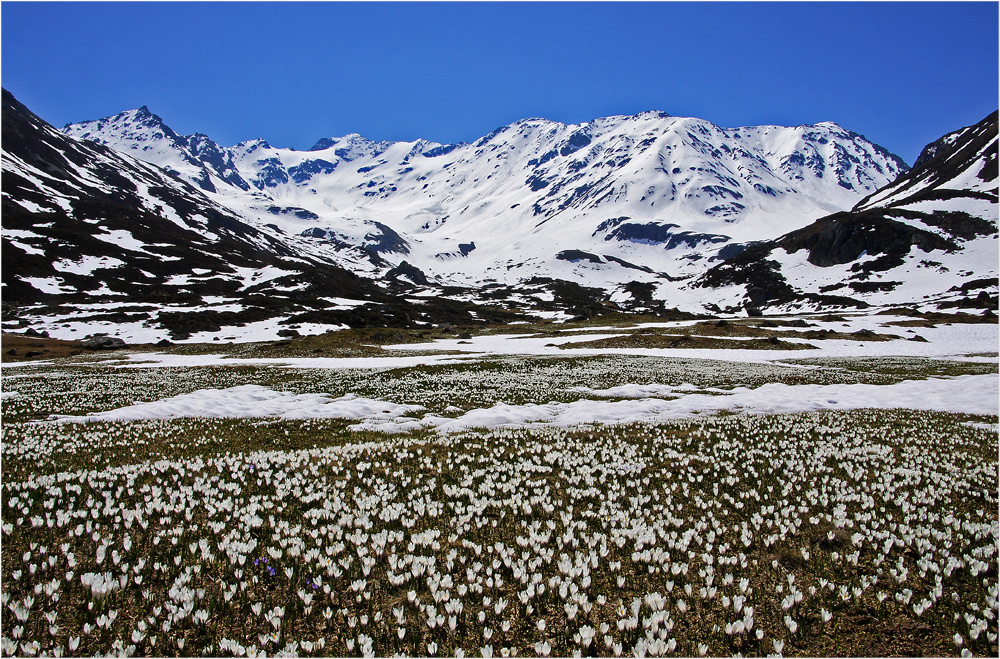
<box><xmin>697</xmin><ymin>111</ymin><xmax>998</xmax><ymax>314</ymax></box>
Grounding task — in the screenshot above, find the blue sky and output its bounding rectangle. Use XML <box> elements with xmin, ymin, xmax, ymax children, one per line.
<box><xmin>2</xmin><ymin>2</ymin><xmax>997</xmax><ymax>164</ymax></box>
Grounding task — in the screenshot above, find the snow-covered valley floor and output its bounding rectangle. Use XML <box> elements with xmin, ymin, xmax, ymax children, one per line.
<box><xmin>1</xmin><ymin>311</ymin><xmax>997</xmax><ymax>657</ymax></box>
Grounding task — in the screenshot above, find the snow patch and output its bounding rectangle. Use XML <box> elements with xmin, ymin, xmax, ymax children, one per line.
<box><xmin>5</xmin><ymin>239</ymin><xmax>45</xmax><ymax>256</ymax></box>
<box><xmin>358</xmin><ymin>374</ymin><xmax>999</xmax><ymax>434</ymax></box>
<box><xmin>21</xmin><ymin>276</ymin><xmax>75</xmax><ymax>294</ymax></box>
<box><xmin>47</xmin><ymin>384</ymin><xmax>423</xmax><ymax>424</ymax></box>
<box><xmin>92</xmin><ymin>230</ymin><xmax>155</xmax><ymax>254</ymax></box>
<box><xmin>12</xmin><ymin>199</ymin><xmax>50</xmax><ymax>213</ymax></box>
<box><xmin>53</xmin><ymin>255</ymin><xmax>125</xmax><ymax>275</ymax></box>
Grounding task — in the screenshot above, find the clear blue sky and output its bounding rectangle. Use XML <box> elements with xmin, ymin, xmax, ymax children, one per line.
<box><xmin>2</xmin><ymin>2</ymin><xmax>997</xmax><ymax>164</ymax></box>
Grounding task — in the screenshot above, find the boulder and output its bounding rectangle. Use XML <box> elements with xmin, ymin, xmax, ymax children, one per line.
<box><xmin>80</xmin><ymin>336</ymin><xmax>127</xmax><ymax>350</ymax></box>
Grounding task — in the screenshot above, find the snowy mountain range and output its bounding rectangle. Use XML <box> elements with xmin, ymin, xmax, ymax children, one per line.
<box><xmin>62</xmin><ymin>105</ymin><xmax>908</xmax><ymax>289</ymax></box>
<box><xmin>2</xmin><ymin>87</ymin><xmax>996</xmax><ymax>342</ymax></box>
<box><xmin>1</xmin><ymin>90</ymin><xmax>519</xmax><ymax>341</ymax></box>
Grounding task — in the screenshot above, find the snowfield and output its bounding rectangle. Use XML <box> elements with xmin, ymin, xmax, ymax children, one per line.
<box><xmin>42</xmin><ymin>376</ymin><xmax>998</xmax><ymax>434</ymax></box>
<box><xmin>47</xmin><ymin>385</ymin><xmax>424</xmax><ymax>425</ymax></box>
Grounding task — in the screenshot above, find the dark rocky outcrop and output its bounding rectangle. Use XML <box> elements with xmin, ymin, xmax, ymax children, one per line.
<box><xmin>386</xmin><ymin>261</ymin><xmax>430</xmax><ymax>286</ymax></box>
<box><xmin>697</xmin><ymin>243</ymin><xmax>796</xmax><ymax>308</ymax></box>
<box><xmin>777</xmin><ymin>211</ymin><xmax>957</xmax><ymax>268</ymax></box>
<box><xmin>696</xmin><ymin>110</ymin><xmax>997</xmax><ymax>311</ymax></box>
<box><xmin>556</xmin><ymin>250</ymin><xmax>603</xmax><ymax>264</ymax></box>
<box><xmin>602</xmin><ymin>221</ymin><xmax>730</xmax><ymax>249</ymax></box>
<box><xmin>80</xmin><ymin>335</ymin><xmax>127</xmax><ymax>350</ymax></box>
<box><xmin>364</xmin><ymin>222</ymin><xmax>410</xmax><ymax>255</ymax></box>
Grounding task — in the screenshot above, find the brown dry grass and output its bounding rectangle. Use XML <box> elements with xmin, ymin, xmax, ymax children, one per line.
<box><xmin>1</xmin><ymin>333</ymin><xmax>87</xmax><ymax>363</ymax></box>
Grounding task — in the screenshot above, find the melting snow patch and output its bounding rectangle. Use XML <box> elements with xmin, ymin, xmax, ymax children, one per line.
<box><xmin>30</xmin><ymin>372</ymin><xmax>999</xmax><ymax>433</ymax></box>
<box><xmin>47</xmin><ymin>385</ymin><xmax>423</xmax><ymax>424</ymax></box>
<box><xmin>115</xmin><ymin>352</ymin><xmax>480</xmax><ymax>370</ymax></box>
<box><xmin>53</xmin><ymin>255</ymin><xmax>125</xmax><ymax>275</ymax></box>
<box><xmin>962</xmin><ymin>420</ymin><xmax>999</xmax><ymax>432</ymax></box>
<box><xmin>6</xmin><ymin>239</ymin><xmax>45</xmax><ymax>256</ymax></box>
<box><xmin>13</xmin><ymin>199</ymin><xmax>49</xmax><ymax>213</ymax></box>
<box><xmin>21</xmin><ymin>276</ymin><xmax>75</xmax><ymax>294</ymax></box>
<box><xmin>357</xmin><ymin>374</ymin><xmax>1000</xmax><ymax>434</ymax></box>
<box><xmin>320</xmin><ymin>297</ymin><xmax>369</xmax><ymax>308</ymax></box>
<box><xmin>92</xmin><ymin>229</ymin><xmax>155</xmax><ymax>254</ymax></box>
<box><xmin>232</xmin><ymin>265</ymin><xmax>299</xmax><ymax>290</ymax></box>
<box><xmin>3</xmin><ymin>229</ymin><xmax>43</xmax><ymax>240</ymax></box>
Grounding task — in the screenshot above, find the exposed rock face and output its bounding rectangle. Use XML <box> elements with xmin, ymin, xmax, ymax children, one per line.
<box><xmin>599</xmin><ymin>221</ymin><xmax>730</xmax><ymax>249</ymax></box>
<box><xmin>556</xmin><ymin>250</ymin><xmax>604</xmax><ymax>264</ymax></box>
<box><xmin>386</xmin><ymin>261</ymin><xmax>430</xmax><ymax>286</ymax></box>
<box><xmin>778</xmin><ymin>211</ymin><xmax>957</xmax><ymax>268</ymax></box>
<box><xmin>697</xmin><ymin>243</ymin><xmax>797</xmax><ymax>307</ymax></box>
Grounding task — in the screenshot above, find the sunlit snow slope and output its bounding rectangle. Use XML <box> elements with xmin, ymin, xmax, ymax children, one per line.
<box><xmin>697</xmin><ymin>111</ymin><xmax>998</xmax><ymax>314</ymax></box>
<box><xmin>64</xmin><ymin>107</ymin><xmax>907</xmax><ymax>293</ymax></box>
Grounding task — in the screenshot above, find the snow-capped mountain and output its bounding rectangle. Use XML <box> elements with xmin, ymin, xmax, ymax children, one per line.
<box><xmin>5</xmin><ymin>87</ymin><xmax>995</xmax><ymax>343</ymax></box>
<box><xmin>1</xmin><ymin>89</ymin><xmax>524</xmax><ymax>342</ymax></box>
<box><xmin>63</xmin><ymin>106</ymin><xmax>908</xmax><ymax>295</ymax></box>
<box><xmin>697</xmin><ymin>111</ymin><xmax>998</xmax><ymax>313</ymax></box>
<box><xmin>856</xmin><ymin>110</ymin><xmax>997</xmax><ymax>213</ymax></box>
<box><xmin>63</xmin><ymin>105</ymin><xmax>254</xmax><ymax>194</ymax></box>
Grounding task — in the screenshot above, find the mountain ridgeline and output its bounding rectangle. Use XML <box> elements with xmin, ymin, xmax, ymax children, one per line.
<box><xmin>1</xmin><ymin>87</ymin><xmax>996</xmax><ymax>342</ymax></box>
<box><xmin>60</xmin><ymin>102</ymin><xmax>911</xmax><ymax>293</ymax></box>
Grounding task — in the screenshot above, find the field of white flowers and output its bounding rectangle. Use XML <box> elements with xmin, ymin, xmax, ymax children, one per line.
<box><xmin>2</xmin><ymin>328</ymin><xmax>998</xmax><ymax>657</ymax></box>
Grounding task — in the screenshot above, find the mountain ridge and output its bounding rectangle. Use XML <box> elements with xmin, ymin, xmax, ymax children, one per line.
<box><xmin>3</xmin><ymin>88</ymin><xmax>994</xmax><ymax>344</ymax></box>
<box><xmin>62</xmin><ymin>102</ymin><xmax>910</xmax><ymax>297</ymax></box>
<box><xmin>2</xmin><ymin>89</ymin><xmax>528</xmax><ymax>341</ymax></box>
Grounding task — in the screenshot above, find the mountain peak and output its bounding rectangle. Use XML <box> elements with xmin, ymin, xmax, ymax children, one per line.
<box><xmin>60</xmin><ymin>104</ymin><xmax>179</xmax><ymax>147</ymax></box>
<box><xmin>235</xmin><ymin>137</ymin><xmax>272</xmax><ymax>153</ymax></box>
<box><xmin>116</xmin><ymin>105</ymin><xmax>163</xmax><ymax>126</ymax></box>
<box><xmin>309</xmin><ymin>137</ymin><xmax>336</xmax><ymax>152</ymax></box>
<box><xmin>601</xmin><ymin>109</ymin><xmax>672</xmax><ymax>123</ymax></box>
<box><xmin>309</xmin><ymin>133</ymin><xmax>377</xmax><ymax>150</ymax></box>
